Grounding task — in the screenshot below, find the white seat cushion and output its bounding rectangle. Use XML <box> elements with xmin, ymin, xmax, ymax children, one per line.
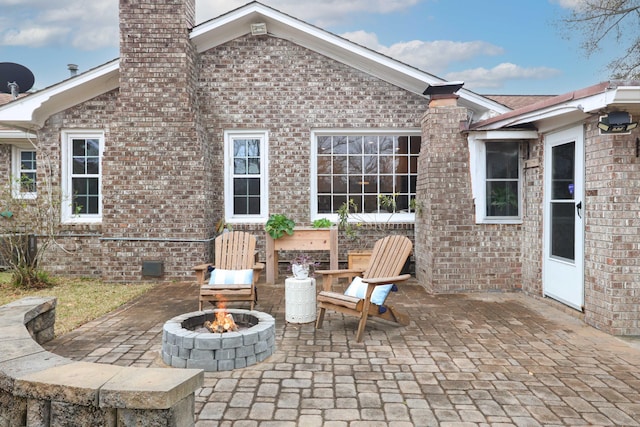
<box><xmin>208</xmin><ymin>268</ymin><xmax>253</xmax><ymax>285</ymax></box>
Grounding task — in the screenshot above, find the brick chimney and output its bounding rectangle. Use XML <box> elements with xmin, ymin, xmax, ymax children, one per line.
<box><xmin>102</xmin><ymin>0</ymin><xmax>207</xmax><ymax>281</ymax></box>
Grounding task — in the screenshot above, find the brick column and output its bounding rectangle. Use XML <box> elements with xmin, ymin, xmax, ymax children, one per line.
<box><xmin>416</xmin><ymin>93</ymin><xmax>523</xmax><ymax>293</ymax></box>
<box><xmin>103</xmin><ymin>0</ymin><xmax>208</xmax><ymax>281</ymax></box>
<box><xmin>583</xmin><ymin>120</ymin><xmax>640</xmax><ymax>335</ymax></box>
<box><xmin>415</xmin><ymin>94</ymin><xmax>469</xmax><ymax>292</ymax></box>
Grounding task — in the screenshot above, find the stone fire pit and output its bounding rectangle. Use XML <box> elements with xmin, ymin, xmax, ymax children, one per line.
<box><xmin>161</xmin><ymin>309</ymin><xmax>275</xmax><ymax>371</ymax></box>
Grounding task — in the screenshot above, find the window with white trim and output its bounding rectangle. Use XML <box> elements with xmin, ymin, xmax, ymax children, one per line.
<box><xmin>484</xmin><ymin>141</ymin><xmax>521</xmax><ymax>220</ymax></box>
<box><xmin>224</xmin><ymin>130</ymin><xmax>269</xmax><ymax>223</ymax></box>
<box><xmin>61</xmin><ymin>131</ymin><xmax>104</xmax><ymax>223</ymax></box>
<box><xmin>312</xmin><ymin>131</ymin><xmax>420</xmax><ymax>222</ymax></box>
<box><xmin>11</xmin><ymin>146</ymin><xmax>36</xmax><ymax>199</ymax></box>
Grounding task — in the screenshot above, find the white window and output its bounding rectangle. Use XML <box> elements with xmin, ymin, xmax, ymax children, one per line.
<box><xmin>311</xmin><ymin>130</ymin><xmax>420</xmax><ymax>223</ymax></box>
<box><xmin>485</xmin><ymin>142</ymin><xmax>520</xmax><ymax>218</ymax></box>
<box><xmin>61</xmin><ymin>130</ymin><xmax>104</xmax><ymax>223</ymax></box>
<box><xmin>11</xmin><ymin>146</ymin><xmax>37</xmax><ymax>199</ymax></box>
<box><xmin>471</xmin><ymin>140</ymin><xmax>522</xmax><ymax>223</ymax></box>
<box><xmin>224</xmin><ymin>130</ymin><xmax>269</xmax><ymax>223</ymax></box>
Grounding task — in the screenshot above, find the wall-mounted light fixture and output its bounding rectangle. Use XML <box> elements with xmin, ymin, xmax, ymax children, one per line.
<box><xmin>250</xmin><ymin>23</ymin><xmax>267</xmax><ymax>36</ymax></box>
<box><xmin>598</xmin><ymin>111</ymin><xmax>638</xmax><ymax>134</ymax></box>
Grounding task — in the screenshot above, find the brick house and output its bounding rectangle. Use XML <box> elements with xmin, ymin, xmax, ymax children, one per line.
<box><xmin>1</xmin><ymin>1</ymin><xmax>639</xmax><ymax>336</ymax></box>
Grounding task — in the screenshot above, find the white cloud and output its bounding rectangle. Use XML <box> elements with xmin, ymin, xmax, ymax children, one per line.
<box><xmin>1</xmin><ymin>0</ymin><xmax>420</xmax><ymax>49</ymax></box>
<box><xmin>342</xmin><ymin>30</ymin><xmax>504</xmax><ymax>74</ymax></box>
<box><xmin>444</xmin><ymin>63</ymin><xmax>562</xmax><ymax>90</ymax></box>
<box><xmin>342</xmin><ymin>30</ymin><xmax>562</xmax><ymax>91</ymax></box>
<box><xmin>549</xmin><ymin>0</ymin><xmax>586</xmax><ymax>10</ymax></box>
<box><xmin>196</xmin><ymin>0</ymin><xmax>420</xmax><ymax>26</ymax></box>
<box><xmin>0</xmin><ymin>0</ymin><xmax>117</xmax><ymax>49</ymax></box>
<box><xmin>0</xmin><ymin>0</ymin><xmax>561</xmax><ymax>92</ymax></box>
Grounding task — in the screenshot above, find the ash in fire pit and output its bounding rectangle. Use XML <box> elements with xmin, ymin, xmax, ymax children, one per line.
<box><xmin>162</xmin><ymin>309</ymin><xmax>275</xmax><ymax>372</ymax></box>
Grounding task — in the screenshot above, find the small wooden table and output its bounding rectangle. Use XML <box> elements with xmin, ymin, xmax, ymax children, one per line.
<box><xmin>265</xmin><ymin>227</ymin><xmax>338</xmax><ymax>284</ymax></box>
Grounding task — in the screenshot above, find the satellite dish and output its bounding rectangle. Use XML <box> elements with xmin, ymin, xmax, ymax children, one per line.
<box><xmin>0</xmin><ymin>62</ymin><xmax>35</xmax><ymax>97</ymax></box>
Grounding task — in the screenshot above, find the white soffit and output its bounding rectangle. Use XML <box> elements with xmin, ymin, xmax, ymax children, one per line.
<box><xmin>0</xmin><ymin>129</ymin><xmax>36</xmax><ymax>141</ymax></box>
<box><xmin>0</xmin><ymin>60</ymin><xmax>119</xmax><ymax>130</ymax></box>
<box><xmin>472</xmin><ymin>130</ymin><xmax>539</xmax><ymax>140</ymax></box>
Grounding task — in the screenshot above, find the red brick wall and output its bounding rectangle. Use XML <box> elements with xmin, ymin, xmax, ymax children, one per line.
<box><xmin>520</xmin><ymin>137</ymin><xmax>543</xmax><ymax>295</ymax></box>
<box><xmin>37</xmin><ymin>91</ymin><xmax>117</xmax><ymax>277</ymax></box>
<box><xmin>100</xmin><ymin>0</ymin><xmax>207</xmax><ymax>281</ymax></box>
<box><xmin>583</xmin><ymin>117</ymin><xmax>640</xmax><ymax>335</ymax></box>
<box><xmin>0</xmin><ymin>145</ymin><xmax>10</xmax><ymax>181</ymax></box>
<box><xmin>416</xmin><ymin>101</ymin><xmax>522</xmax><ymax>292</ymax></box>
<box><xmin>34</xmin><ymin>5</ymin><xmax>427</xmax><ymax>282</ymax></box>
<box><xmin>198</xmin><ymin>35</ymin><xmax>427</xmax><ymax>263</ymax></box>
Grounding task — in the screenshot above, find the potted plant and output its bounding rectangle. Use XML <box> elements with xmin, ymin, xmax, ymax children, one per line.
<box><xmin>288</xmin><ymin>253</ymin><xmax>320</xmax><ymax>279</ymax></box>
<box><xmin>264</xmin><ymin>214</ymin><xmax>338</xmax><ymax>283</ymax></box>
<box><xmin>312</xmin><ymin>218</ymin><xmax>333</xmax><ymax>228</ymax></box>
<box><xmin>264</xmin><ymin>214</ymin><xmax>295</xmax><ymax>239</ymax></box>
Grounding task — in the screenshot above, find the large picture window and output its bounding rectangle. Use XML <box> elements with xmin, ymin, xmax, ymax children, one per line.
<box><xmin>61</xmin><ymin>130</ymin><xmax>104</xmax><ymax>223</ymax></box>
<box><xmin>224</xmin><ymin>130</ymin><xmax>269</xmax><ymax>223</ymax></box>
<box><xmin>312</xmin><ymin>131</ymin><xmax>420</xmax><ymax>222</ymax></box>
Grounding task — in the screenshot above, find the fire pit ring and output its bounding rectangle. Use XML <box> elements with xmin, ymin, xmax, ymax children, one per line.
<box><xmin>161</xmin><ymin>309</ymin><xmax>275</xmax><ymax>371</ymax></box>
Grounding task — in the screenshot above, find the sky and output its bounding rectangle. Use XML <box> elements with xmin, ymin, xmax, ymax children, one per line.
<box><xmin>0</xmin><ymin>0</ymin><xmax>617</xmax><ymax>96</ymax></box>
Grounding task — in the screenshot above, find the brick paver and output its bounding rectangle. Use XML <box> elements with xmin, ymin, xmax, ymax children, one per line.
<box><xmin>45</xmin><ymin>279</ymin><xmax>640</xmax><ymax>426</ymax></box>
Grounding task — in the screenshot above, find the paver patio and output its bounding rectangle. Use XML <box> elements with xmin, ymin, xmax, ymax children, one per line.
<box><xmin>45</xmin><ymin>279</ymin><xmax>640</xmax><ymax>426</ymax></box>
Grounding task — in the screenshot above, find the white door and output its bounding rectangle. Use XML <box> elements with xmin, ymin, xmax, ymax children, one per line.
<box><xmin>543</xmin><ymin>126</ymin><xmax>584</xmax><ymax>310</ymax></box>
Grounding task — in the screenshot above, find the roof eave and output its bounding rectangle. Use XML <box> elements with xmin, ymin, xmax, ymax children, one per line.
<box><xmin>0</xmin><ymin>128</ymin><xmax>37</xmax><ymax>141</ymax></box>
<box><xmin>470</xmin><ymin>81</ymin><xmax>640</xmax><ymax>132</ymax></box>
<box><xmin>0</xmin><ymin>60</ymin><xmax>119</xmax><ymax>130</ymax></box>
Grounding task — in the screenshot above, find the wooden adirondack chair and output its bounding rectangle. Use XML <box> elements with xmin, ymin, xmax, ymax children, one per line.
<box><xmin>315</xmin><ymin>235</ymin><xmax>413</xmax><ymax>342</ymax></box>
<box><xmin>195</xmin><ymin>231</ymin><xmax>264</xmax><ymax>311</ymax></box>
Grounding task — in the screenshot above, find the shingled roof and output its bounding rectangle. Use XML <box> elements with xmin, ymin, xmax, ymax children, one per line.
<box><xmin>483</xmin><ymin>94</ymin><xmax>557</xmax><ymax>110</ymax></box>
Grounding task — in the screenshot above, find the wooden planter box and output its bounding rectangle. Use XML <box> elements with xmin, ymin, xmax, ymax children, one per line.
<box><xmin>348</xmin><ymin>251</ymin><xmax>372</xmax><ymax>271</ymax></box>
<box><xmin>265</xmin><ymin>227</ymin><xmax>338</xmax><ymax>284</ymax></box>
<box><xmin>348</xmin><ymin>250</ymin><xmax>412</xmax><ymax>274</ymax></box>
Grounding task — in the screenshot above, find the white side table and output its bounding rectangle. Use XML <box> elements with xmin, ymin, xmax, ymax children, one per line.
<box><xmin>285</xmin><ymin>277</ymin><xmax>316</xmax><ymax>323</ymax></box>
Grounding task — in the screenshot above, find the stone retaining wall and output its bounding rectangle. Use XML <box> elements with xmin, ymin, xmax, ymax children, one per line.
<box><xmin>0</xmin><ymin>297</ymin><xmax>203</xmax><ymax>427</ymax></box>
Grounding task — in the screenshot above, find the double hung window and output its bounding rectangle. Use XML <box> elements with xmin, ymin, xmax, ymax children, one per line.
<box><xmin>224</xmin><ymin>131</ymin><xmax>268</xmax><ymax>222</ymax></box>
<box><xmin>11</xmin><ymin>146</ymin><xmax>36</xmax><ymax>199</ymax></box>
<box><xmin>485</xmin><ymin>141</ymin><xmax>520</xmax><ymax>218</ymax></box>
<box><xmin>61</xmin><ymin>130</ymin><xmax>104</xmax><ymax>223</ymax></box>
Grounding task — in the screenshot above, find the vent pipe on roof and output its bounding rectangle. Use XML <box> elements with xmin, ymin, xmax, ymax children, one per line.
<box><xmin>7</xmin><ymin>82</ymin><xmax>19</xmax><ymax>99</ymax></box>
<box><xmin>67</xmin><ymin>64</ymin><xmax>78</xmax><ymax>77</ymax></box>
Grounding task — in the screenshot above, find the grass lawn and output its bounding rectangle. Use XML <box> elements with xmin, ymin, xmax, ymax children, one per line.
<box><xmin>0</xmin><ymin>273</ymin><xmax>156</xmax><ymax>337</ymax></box>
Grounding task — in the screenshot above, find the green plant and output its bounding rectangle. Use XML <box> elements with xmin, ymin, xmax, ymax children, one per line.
<box><xmin>410</xmin><ymin>198</ymin><xmax>423</xmax><ymax>216</ymax></box>
<box><xmin>337</xmin><ymin>194</ymin><xmax>421</xmax><ymax>239</ymax></box>
<box><xmin>214</xmin><ymin>218</ymin><xmax>232</xmax><ymax>234</ymax></box>
<box><xmin>378</xmin><ymin>194</ymin><xmax>397</xmax><ymax>212</ymax></box>
<box><xmin>490</xmin><ymin>186</ymin><xmax>518</xmax><ymax>213</ymax></box>
<box><xmin>0</xmin><ymin>171</ymin><xmax>60</xmax><ymax>289</ymax></box>
<box><xmin>312</xmin><ymin>218</ymin><xmax>332</xmax><ymax>228</ymax></box>
<box><xmin>264</xmin><ymin>214</ymin><xmax>295</xmax><ymax>239</ymax></box>
<box><xmin>336</xmin><ymin>199</ymin><xmax>361</xmax><ymax>239</ymax></box>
